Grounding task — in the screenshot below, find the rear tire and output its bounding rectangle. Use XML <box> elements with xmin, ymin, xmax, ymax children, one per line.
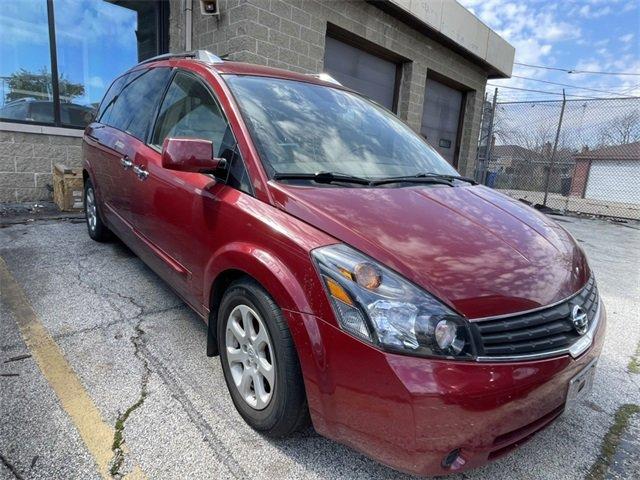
<box><xmin>84</xmin><ymin>178</ymin><xmax>112</xmax><ymax>242</ymax></box>
<box><xmin>218</xmin><ymin>278</ymin><xmax>310</xmax><ymax>437</ymax></box>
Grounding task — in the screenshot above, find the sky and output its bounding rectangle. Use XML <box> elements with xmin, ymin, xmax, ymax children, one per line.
<box><xmin>459</xmin><ymin>0</ymin><xmax>640</xmax><ymax>102</ymax></box>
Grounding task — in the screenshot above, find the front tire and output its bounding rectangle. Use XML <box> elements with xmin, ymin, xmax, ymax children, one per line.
<box><xmin>218</xmin><ymin>278</ymin><xmax>309</xmax><ymax>437</ymax></box>
<box><xmin>84</xmin><ymin>179</ymin><xmax>112</xmax><ymax>242</ymax></box>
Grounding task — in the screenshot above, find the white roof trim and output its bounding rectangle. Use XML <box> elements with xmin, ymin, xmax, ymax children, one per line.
<box><xmin>0</xmin><ymin>122</ymin><xmax>83</xmax><ymax>138</ymax></box>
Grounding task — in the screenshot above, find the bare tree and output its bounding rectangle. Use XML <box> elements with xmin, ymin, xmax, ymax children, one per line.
<box><xmin>597</xmin><ymin>110</ymin><xmax>640</xmax><ymax>145</ymax></box>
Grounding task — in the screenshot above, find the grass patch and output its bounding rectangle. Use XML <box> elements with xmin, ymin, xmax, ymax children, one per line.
<box><xmin>586</xmin><ymin>403</ymin><xmax>640</xmax><ymax>480</ymax></box>
<box><xmin>109</xmin><ymin>392</ymin><xmax>147</xmax><ymax>477</ymax></box>
<box><xmin>628</xmin><ymin>341</ymin><xmax>640</xmax><ymax>374</ymax></box>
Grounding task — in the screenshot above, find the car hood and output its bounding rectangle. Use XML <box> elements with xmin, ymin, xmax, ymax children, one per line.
<box><xmin>270</xmin><ymin>183</ymin><xmax>590</xmax><ymax>319</ymax></box>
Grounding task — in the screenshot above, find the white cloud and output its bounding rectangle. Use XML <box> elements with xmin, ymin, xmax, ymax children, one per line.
<box><xmin>578</xmin><ymin>5</ymin><xmax>612</xmax><ymax>18</ymax></box>
<box><xmin>87</xmin><ymin>76</ymin><xmax>105</xmax><ymax>89</ymax></box>
<box><xmin>620</xmin><ymin>33</ymin><xmax>634</xmax><ymax>43</ymax></box>
<box><xmin>460</xmin><ymin>0</ymin><xmax>638</xmax><ymax>102</ymax></box>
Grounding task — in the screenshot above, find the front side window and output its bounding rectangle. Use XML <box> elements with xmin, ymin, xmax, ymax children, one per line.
<box><xmin>224</xmin><ymin>75</ymin><xmax>458</xmax><ymax>180</ymax></box>
<box><xmin>151</xmin><ymin>71</ymin><xmax>234</xmax><ymax>159</ymax></box>
<box><xmin>0</xmin><ymin>0</ymin><xmax>168</xmax><ymax>128</ymax></box>
<box><xmin>151</xmin><ymin>71</ymin><xmax>251</xmax><ymax>193</ymax></box>
<box><xmin>103</xmin><ymin>67</ymin><xmax>171</xmax><ymax>141</ymax></box>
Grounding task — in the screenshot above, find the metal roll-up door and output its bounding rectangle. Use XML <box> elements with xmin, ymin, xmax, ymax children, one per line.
<box><xmin>323</xmin><ymin>36</ymin><xmax>398</xmax><ymax>111</ymax></box>
<box><xmin>585</xmin><ymin>160</ymin><xmax>640</xmax><ymax>204</ymax></box>
<box><xmin>421</xmin><ymin>78</ymin><xmax>463</xmax><ymax>166</ymax></box>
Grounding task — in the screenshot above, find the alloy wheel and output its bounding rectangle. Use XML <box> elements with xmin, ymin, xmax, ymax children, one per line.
<box><xmin>86</xmin><ymin>187</ymin><xmax>97</xmax><ymax>232</ymax></box>
<box><xmin>225</xmin><ymin>304</ymin><xmax>275</xmax><ymax>410</ymax></box>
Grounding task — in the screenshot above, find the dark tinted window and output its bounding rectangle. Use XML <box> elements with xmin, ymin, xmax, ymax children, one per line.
<box><xmin>222</xmin><ymin>128</ymin><xmax>252</xmax><ymax>194</ymax></box>
<box><xmin>103</xmin><ymin>67</ymin><xmax>171</xmax><ymax>141</ymax></box>
<box><xmin>97</xmin><ymin>74</ymin><xmax>129</xmax><ymax>122</ymax></box>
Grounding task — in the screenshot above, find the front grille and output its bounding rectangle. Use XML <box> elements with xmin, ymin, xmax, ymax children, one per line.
<box><xmin>473</xmin><ymin>276</ymin><xmax>598</xmax><ymax>359</ymax></box>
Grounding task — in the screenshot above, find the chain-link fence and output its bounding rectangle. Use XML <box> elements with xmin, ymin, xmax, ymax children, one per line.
<box><xmin>475</xmin><ymin>94</ymin><xmax>640</xmax><ymax>220</ymax></box>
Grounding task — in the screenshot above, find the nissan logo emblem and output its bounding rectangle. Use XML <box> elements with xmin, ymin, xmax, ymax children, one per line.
<box><xmin>571</xmin><ymin>305</ymin><xmax>589</xmax><ymax>335</ymax></box>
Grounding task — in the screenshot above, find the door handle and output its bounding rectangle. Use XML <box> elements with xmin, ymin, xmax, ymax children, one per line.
<box><xmin>133</xmin><ymin>165</ymin><xmax>149</xmax><ymax>180</ymax></box>
<box><xmin>120</xmin><ymin>156</ymin><xmax>133</xmax><ymax>169</ymax></box>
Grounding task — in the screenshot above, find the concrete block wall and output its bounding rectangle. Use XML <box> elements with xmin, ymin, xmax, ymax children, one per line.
<box><xmin>187</xmin><ymin>0</ymin><xmax>489</xmax><ymax>177</ymax></box>
<box><xmin>0</xmin><ymin>130</ymin><xmax>82</xmax><ymax>203</ymax></box>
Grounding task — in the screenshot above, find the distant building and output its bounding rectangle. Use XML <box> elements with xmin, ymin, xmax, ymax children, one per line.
<box><xmin>490</xmin><ymin>144</ymin><xmax>543</xmax><ymax>172</ymax></box>
<box><xmin>489</xmin><ymin>142</ymin><xmax>574</xmax><ymax>193</ymax></box>
<box><xmin>570</xmin><ymin>142</ymin><xmax>640</xmax><ymax>204</ymax></box>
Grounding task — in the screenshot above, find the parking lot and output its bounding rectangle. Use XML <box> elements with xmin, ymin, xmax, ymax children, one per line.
<box><xmin>1</xmin><ymin>214</ymin><xmax>639</xmax><ymax>480</ymax></box>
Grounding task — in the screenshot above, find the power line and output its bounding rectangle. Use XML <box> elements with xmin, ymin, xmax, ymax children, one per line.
<box><xmin>486</xmin><ymin>83</ymin><xmax>602</xmax><ymax>99</ymax></box>
<box><xmin>620</xmin><ymin>82</ymin><xmax>640</xmax><ymax>94</ymax></box>
<box><xmin>510</xmin><ymin>74</ymin><xmax>638</xmax><ymax>97</ymax></box>
<box><xmin>514</xmin><ymin>62</ymin><xmax>640</xmax><ymax>76</ymax></box>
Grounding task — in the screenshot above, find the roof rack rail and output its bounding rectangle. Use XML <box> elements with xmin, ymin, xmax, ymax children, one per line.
<box><xmin>307</xmin><ymin>72</ymin><xmax>342</xmax><ymax>86</ymax></box>
<box><xmin>137</xmin><ymin>50</ymin><xmax>224</xmax><ymax>66</ymax></box>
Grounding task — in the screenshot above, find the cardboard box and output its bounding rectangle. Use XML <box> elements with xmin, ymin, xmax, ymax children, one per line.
<box><xmin>53</xmin><ymin>164</ymin><xmax>84</xmax><ymax>211</ymax></box>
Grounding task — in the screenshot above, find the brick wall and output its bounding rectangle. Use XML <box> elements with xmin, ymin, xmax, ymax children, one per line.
<box><xmin>570</xmin><ymin>159</ymin><xmax>591</xmax><ymax>198</ymax></box>
<box><xmin>0</xmin><ymin>130</ymin><xmax>82</xmax><ymax>203</ymax></box>
<box><xmin>187</xmin><ymin>0</ymin><xmax>488</xmax><ymax>177</ymax></box>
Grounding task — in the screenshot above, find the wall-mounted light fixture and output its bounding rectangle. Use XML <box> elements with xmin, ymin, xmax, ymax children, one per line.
<box><xmin>200</xmin><ymin>0</ymin><xmax>219</xmax><ymax>16</ymax></box>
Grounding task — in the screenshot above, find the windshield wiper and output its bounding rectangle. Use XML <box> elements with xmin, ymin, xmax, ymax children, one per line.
<box><xmin>272</xmin><ymin>171</ymin><xmax>477</xmax><ymax>187</ymax></box>
<box><xmin>273</xmin><ymin>171</ymin><xmax>372</xmax><ymax>185</ymax></box>
<box><xmin>371</xmin><ymin>173</ymin><xmax>477</xmax><ymax>186</ymax></box>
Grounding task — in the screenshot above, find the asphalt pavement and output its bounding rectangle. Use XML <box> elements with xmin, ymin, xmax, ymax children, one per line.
<box><xmin>1</xmin><ymin>214</ymin><xmax>639</xmax><ymax>480</ymax></box>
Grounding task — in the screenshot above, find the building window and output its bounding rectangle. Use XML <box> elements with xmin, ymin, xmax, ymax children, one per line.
<box><xmin>0</xmin><ymin>0</ymin><xmax>168</xmax><ymax>129</ymax></box>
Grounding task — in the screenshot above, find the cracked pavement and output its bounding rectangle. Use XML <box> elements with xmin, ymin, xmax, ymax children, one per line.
<box><xmin>0</xmin><ymin>216</ymin><xmax>639</xmax><ymax>480</ymax></box>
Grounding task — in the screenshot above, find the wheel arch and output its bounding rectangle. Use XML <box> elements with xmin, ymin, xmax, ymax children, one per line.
<box><xmin>206</xmin><ymin>268</ymin><xmax>247</xmax><ymax>356</ymax></box>
<box><xmin>204</xmin><ymin>243</ymin><xmax>313</xmax><ymax>357</ymax></box>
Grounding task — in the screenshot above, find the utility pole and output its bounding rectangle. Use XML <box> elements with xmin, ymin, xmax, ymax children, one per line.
<box><xmin>543</xmin><ymin>89</ymin><xmax>566</xmax><ymax>207</ymax></box>
<box><xmin>483</xmin><ymin>88</ymin><xmax>498</xmax><ymax>185</ymax></box>
<box><xmin>473</xmin><ymin>92</ymin><xmax>489</xmax><ymax>182</ymax></box>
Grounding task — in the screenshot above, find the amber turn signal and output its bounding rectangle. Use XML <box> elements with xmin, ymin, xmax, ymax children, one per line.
<box><xmin>325</xmin><ymin>277</ymin><xmax>355</xmax><ymax>306</ymax></box>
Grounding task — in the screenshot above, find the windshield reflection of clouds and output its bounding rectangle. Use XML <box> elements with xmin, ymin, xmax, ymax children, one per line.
<box><xmin>227</xmin><ymin>76</ymin><xmax>459</xmax><ymax>179</ymax></box>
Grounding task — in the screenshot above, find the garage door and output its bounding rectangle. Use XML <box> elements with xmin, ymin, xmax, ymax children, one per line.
<box><xmin>323</xmin><ymin>36</ymin><xmax>398</xmax><ymax>111</ymax></box>
<box><xmin>421</xmin><ymin>78</ymin><xmax>463</xmax><ymax>166</ymax></box>
<box><xmin>585</xmin><ymin>160</ymin><xmax>640</xmax><ymax>204</ymax></box>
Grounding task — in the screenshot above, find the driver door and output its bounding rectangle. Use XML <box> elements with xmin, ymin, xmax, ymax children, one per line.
<box><xmin>128</xmin><ymin>69</ymin><xmax>239</xmax><ymax>311</ymax></box>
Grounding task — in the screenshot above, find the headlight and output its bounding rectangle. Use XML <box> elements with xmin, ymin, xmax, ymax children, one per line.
<box><xmin>312</xmin><ymin>244</ymin><xmax>475</xmax><ymax>359</ymax></box>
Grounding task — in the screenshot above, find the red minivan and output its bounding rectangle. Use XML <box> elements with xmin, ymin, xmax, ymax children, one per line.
<box><xmin>83</xmin><ymin>51</ymin><xmax>605</xmax><ymax>476</ymax></box>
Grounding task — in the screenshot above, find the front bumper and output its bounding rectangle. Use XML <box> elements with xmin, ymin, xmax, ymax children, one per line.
<box><xmin>286</xmin><ymin>301</ymin><xmax>606</xmax><ymax>476</ymax></box>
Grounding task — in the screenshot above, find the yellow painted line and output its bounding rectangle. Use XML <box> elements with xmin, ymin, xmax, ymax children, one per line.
<box><xmin>0</xmin><ymin>257</ymin><xmax>146</xmax><ymax>480</ymax></box>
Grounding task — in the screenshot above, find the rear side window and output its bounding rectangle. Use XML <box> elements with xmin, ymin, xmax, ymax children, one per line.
<box><xmin>96</xmin><ymin>73</ymin><xmax>129</xmax><ymax>122</ymax></box>
<box><xmin>102</xmin><ymin>67</ymin><xmax>171</xmax><ymax>141</ymax></box>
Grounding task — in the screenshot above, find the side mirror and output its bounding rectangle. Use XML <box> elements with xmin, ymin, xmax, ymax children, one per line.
<box><xmin>161</xmin><ymin>138</ymin><xmax>227</xmax><ymax>173</ymax></box>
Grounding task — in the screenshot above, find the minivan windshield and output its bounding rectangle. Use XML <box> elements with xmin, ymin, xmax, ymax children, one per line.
<box><xmin>225</xmin><ymin>75</ymin><xmax>459</xmax><ymax>180</ymax></box>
